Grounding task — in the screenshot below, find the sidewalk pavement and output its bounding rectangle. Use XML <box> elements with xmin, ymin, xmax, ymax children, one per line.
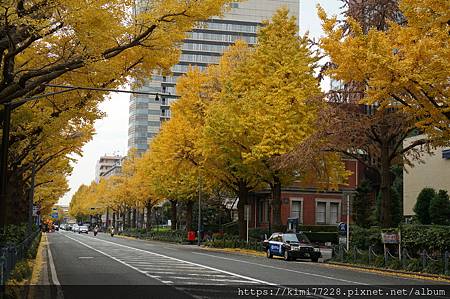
<box><xmin>28</xmin><ymin>233</ymin><xmax>52</xmax><ymax>299</ymax></box>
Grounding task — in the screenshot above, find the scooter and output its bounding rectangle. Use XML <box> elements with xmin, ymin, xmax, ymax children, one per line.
<box><xmin>94</xmin><ymin>229</ymin><xmax>98</xmax><ymax>236</ymax></box>
<box><xmin>110</xmin><ymin>228</ymin><xmax>115</xmax><ymax>237</ymax></box>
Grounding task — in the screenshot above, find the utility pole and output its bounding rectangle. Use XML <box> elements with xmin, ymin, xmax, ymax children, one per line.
<box><xmin>197</xmin><ymin>176</ymin><xmax>202</xmax><ymax>246</ymax></box>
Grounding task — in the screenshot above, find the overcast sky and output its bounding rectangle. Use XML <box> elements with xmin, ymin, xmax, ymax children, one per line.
<box><xmin>58</xmin><ymin>0</ymin><xmax>342</xmax><ymax>206</ymax></box>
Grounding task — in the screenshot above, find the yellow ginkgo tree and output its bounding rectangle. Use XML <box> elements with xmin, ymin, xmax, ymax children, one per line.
<box><xmin>319</xmin><ymin>0</ymin><xmax>450</xmax><ymax>139</ymax></box>
<box><xmin>1</xmin><ymin>0</ymin><xmax>240</xmax><ymax>227</ymax></box>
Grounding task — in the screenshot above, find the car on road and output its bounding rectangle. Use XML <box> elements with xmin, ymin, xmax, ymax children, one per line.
<box><xmin>263</xmin><ymin>232</ymin><xmax>321</xmax><ymax>262</ymax></box>
<box><xmin>78</xmin><ymin>225</ymin><xmax>89</xmax><ymax>234</ymax></box>
<box><xmin>72</xmin><ymin>224</ymin><xmax>79</xmax><ymax>233</ymax></box>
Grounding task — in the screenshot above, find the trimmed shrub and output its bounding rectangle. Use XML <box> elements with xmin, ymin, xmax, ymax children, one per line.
<box><xmin>413</xmin><ymin>188</ymin><xmax>436</xmax><ymax>225</ymax></box>
<box><xmin>248</xmin><ymin>228</ymin><xmax>270</xmax><ymax>240</ymax></box>
<box><xmin>304</xmin><ymin>232</ymin><xmax>338</xmax><ymax>244</ymax></box>
<box><xmin>401</xmin><ymin>224</ymin><xmax>450</xmax><ymax>254</ymax></box>
<box><xmin>386</xmin><ymin>258</ymin><xmax>402</xmax><ymax>270</ymax></box>
<box><xmin>350</xmin><ymin>226</ymin><xmax>383</xmax><ymax>251</ymax></box>
<box><xmin>9</xmin><ymin>261</ymin><xmax>32</xmax><ymax>282</ymax></box>
<box><xmin>404</xmin><ymin>258</ymin><xmax>422</xmax><ymax>272</ymax></box>
<box><xmin>429</xmin><ymin>190</ymin><xmax>450</xmax><ymax>225</ymax></box>
<box><xmin>0</xmin><ymin>224</ymin><xmax>30</xmax><ymax>246</ymax></box>
<box><xmin>299</xmin><ymin>225</ymin><xmax>338</xmax><ymax>232</ymax></box>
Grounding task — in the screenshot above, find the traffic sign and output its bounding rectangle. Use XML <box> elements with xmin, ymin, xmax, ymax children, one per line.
<box><xmin>32</xmin><ymin>205</ymin><xmax>40</xmax><ymax>216</ymax></box>
<box><xmin>244</xmin><ymin>205</ymin><xmax>250</xmax><ymax>221</ymax></box>
<box><xmin>338</xmin><ymin>222</ymin><xmax>347</xmax><ymax>235</ymax></box>
<box><xmin>51</xmin><ymin>212</ymin><xmax>58</xmax><ymax>219</ymax></box>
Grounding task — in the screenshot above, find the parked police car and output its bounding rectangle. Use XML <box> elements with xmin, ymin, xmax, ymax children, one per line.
<box><xmin>263</xmin><ymin>232</ymin><xmax>321</xmax><ymax>262</ymax></box>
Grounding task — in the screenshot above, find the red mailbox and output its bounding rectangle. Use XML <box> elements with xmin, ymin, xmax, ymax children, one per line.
<box><xmin>187</xmin><ymin>231</ymin><xmax>196</xmax><ymax>242</ymax></box>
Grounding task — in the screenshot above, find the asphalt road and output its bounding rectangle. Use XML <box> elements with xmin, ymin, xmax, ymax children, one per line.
<box><xmin>46</xmin><ymin>230</ymin><xmax>450</xmax><ymax>299</ymax></box>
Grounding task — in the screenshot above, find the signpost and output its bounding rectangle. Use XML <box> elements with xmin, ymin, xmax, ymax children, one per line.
<box><xmin>338</xmin><ymin>222</ymin><xmax>347</xmax><ymax>247</ymax></box>
<box><xmin>381</xmin><ymin>231</ymin><xmax>401</xmax><ymax>260</ymax></box>
<box><xmin>32</xmin><ymin>205</ymin><xmax>39</xmax><ymax>217</ymax></box>
<box><xmin>244</xmin><ymin>205</ymin><xmax>250</xmax><ymax>243</ymax></box>
<box><xmin>342</xmin><ymin>191</ymin><xmax>356</xmax><ymax>251</ymax></box>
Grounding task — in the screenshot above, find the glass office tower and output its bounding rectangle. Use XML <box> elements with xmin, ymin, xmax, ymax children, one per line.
<box><xmin>128</xmin><ymin>0</ymin><xmax>300</xmax><ymax>154</ymax></box>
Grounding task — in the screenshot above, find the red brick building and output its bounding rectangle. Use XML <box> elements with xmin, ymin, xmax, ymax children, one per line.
<box><xmin>246</xmin><ymin>159</ymin><xmax>365</xmax><ymax>228</ymax></box>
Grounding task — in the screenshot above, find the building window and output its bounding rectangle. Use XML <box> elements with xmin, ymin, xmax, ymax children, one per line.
<box><xmin>290</xmin><ymin>198</ymin><xmax>303</xmax><ymax>224</ymax></box>
<box><xmin>316</xmin><ymin>202</ymin><xmax>327</xmax><ymax>224</ymax></box>
<box><xmin>257</xmin><ymin>200</ymin><xmax>270</xmax><ymax>224</ymax></box>
<box><xmin>330</xmin><ymin>202</ymin><xmax>340</xmax><ymax>224</ymax></box>
<box><xmin>315</xmin><ymin>199</ymin><xmax>341</xmax><ymax>225</ymax></box>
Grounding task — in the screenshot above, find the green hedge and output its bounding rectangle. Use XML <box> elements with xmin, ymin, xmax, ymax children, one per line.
<box><xmin>401</xmin><ymin>224</ymin><xmax>450</xmax><ymax>254</ymax></box>
<box><xmin>0</xmin><ymin>224</ymin><xmax>38</xmax><ymax>246</ymax></box>
<box><xmin>204</xmin><ymin>239</ymin><xmax>264</xmax><ymax>251</ymax></box>
<box><xmin>248</xmin><ymin>228</ymin><xmax>270</xmax><ymax>240</ymax></box>
<box><xmin>348</xmin><ymin>224</ymin><xmax>450</xmax><ymax>254</ymax></box>
<box><xmin>304</xmin><ymin>232</ymin><xmax>338</xmax><ymax>244</ymax></box>
<box><xmin>350</xmin><ymin>226</ymin><xmax>383</xmax><ymax>251</ymax></box>
<box><xmin>299</xmin><ymin>225</ymin><xmax>338</xmax><ymax>232</ymax></box>
<box><xmin>121</xmin><ymin>229</ymin><xmax>186</xmax><ymax>242</ymax></box>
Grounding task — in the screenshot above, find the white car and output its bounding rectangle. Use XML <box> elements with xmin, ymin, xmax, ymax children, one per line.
<box><xmin>78</xmin><ymin>225</ymin><xmax>89</xmax><ymax>234</ymax></box>
<box><xmin>72</xmin><ymin>224</ymin><xmax>79</xmax><ymax>232</ymax></box>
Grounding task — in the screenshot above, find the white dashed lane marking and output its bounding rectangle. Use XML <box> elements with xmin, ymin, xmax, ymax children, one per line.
<box><xmin>59</xmin><ymin>231</ymin><xmax>272</xmax><ymax>286</ymax></box>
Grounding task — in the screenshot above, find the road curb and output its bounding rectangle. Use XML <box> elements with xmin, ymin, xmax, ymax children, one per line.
<box><xmin>325</xmin><ymin>261</ymin><xmax>450</xmax><ymax>283</ymax></box>
<box><xmin>27</xmin><ymin>233</ymin><xmax>52</xmax><ymax>299</ymax></box>
<box><xmin>202</xmin><ymin>247</ymin><xmax>266</xmax><ymax>257</ymax></box>
<box><xmin>29</xmin><ymin>233</ymin><xmax>47</xmax><ymax>285</ymax></box>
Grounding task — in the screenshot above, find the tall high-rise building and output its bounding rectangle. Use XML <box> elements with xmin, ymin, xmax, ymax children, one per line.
<box><xmin>95</xmin><ymin>155</ymin><xmax>124</xmax><ymax>183</ymax></box>
<box><xmin>128</xmin><ymin>0</ymin><xmax>300</xmax><ymax>154</ymax></box>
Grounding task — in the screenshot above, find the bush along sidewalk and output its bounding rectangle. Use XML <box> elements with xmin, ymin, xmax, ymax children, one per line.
<box><xmin>0</xmin><ymin>228</ymin><xmax>41</xmax><ymax>299</ymax></box>
<box><xmin>118</xmin><ymin>228</ymin><xmax>266</xmax><ymax>251</ymax></box>
<box><xmin>1</xmin><ymin>229</ymin><xmax>41</xmax><ymax>286</ymax></box>
<box><xmin>331</xmin><ymin>224</ymin><xmax>450</xmax><ymax>277</ymax></box>
<box><xmin>203</xmin><ymin>238</ymin><xmax>265</xmax><ymax>252</ymax></box>
<box><xmin>119</xmin><ymin>228</ymin><xmax>186</xmax><ymax>243</ymax></box>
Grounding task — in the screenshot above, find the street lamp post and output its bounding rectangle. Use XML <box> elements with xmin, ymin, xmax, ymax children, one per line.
<box><xmin>0</xmin><ymin>84</ymin><xmax>179</xmax><ymax>231</ymax></box>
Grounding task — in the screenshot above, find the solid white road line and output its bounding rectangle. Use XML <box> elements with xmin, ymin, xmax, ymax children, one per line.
<box><xmin>192</xmin><ymin>252</ymin><xmax>368</xmax><ymax>286</ymax></box>
<box><xmin>47</xmin><ymin>238</ymin><xmax>61</xmax><ymax>286</ymax></box>
<box><xmin>62</xmin><ymin>232</ymin><xmax>276</xmax><ymax>286</ymax></box>
<box><xmin>46</xmin><ymin>234</ymin><xmax>65</xmax><ymax>299</ymax></box>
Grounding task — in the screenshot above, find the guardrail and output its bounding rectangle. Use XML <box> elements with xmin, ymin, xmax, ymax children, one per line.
<box><xmin>0</xmin><ymin>229</ymin><xmax>41</xmax><ymax>285</ymax></box>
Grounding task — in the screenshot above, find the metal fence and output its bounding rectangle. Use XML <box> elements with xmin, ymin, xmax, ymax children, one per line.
<box><xmin>332</xmin><ymin>245</ymin><xmax>449</xmax><ymax>276</ymax></box>
<box><xmin>0</xmin><ymin>229</ymin><xmax>41</xmax><ymax>285</ymax></box>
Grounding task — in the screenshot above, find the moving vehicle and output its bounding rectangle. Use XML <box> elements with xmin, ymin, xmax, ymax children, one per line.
<box><xmin>263</xmin><ymin>232</ymin><xmax>321</xmax><ymax>262</ymax></box>
<box><xmin>72</xmin><ymin>224</ymin><xmax>79</xmax><ymax>233</ymax></box>
<box><xmin>78</xmin><ymin>225</ymin><xmax>89</xmax><ymax>234</ymax></box>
